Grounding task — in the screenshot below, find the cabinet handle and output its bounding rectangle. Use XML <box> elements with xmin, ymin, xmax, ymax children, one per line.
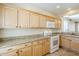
<box><xmin>16</xmin><ymin>52</ymin><xmax>18</xmax><ymax>53</ymax></box>
<box><xmin>25</xmin><ymin>45</ymin><xmax>27</xmax><ymax>46</ymax></box>
<box><xmin>20</xmin><ymin>50</ymin><xmax>22</xmax><ymax>52</ymax></box>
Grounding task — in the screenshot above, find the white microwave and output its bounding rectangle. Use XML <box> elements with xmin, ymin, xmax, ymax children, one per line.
<box><xmin>47</xmin><ymin>21</ymin><xmax>55</xmax><ymax>28</ymax></box>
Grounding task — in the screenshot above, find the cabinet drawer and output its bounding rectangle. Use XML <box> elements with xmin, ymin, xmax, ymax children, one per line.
<box><xmin>45</xmin><ymin>39</ymin><xmax>49</xmax><ymax>42</ymax></box>
<box><xmin>32</xmin><ymin>40</ymin><xmax>43</xmax><ymax>45</ymax></box>
<box><xmin>0</xmin><ymin>46</ymin><xmax>18</xmax><ymax>54</ymax></box>
<box><xmin>43</xmin><ymin>39</ymin><xmax>49</xmax><ymax>42</ymax></box>
<box><xmin>18</xmin><ymin>42</ymin><xmax>32</xmax><ymax>48</ymax></box>
<box><xmin>0</xmin><ymin>50</ymin><xmax>18</xmax><ymax>56</ymax></box>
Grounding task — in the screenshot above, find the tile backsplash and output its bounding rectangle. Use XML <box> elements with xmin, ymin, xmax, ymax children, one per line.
<box><xmin>0</xmin><ymin>29</ymin><xmax>60</xmax><ymax>38</ymax></box>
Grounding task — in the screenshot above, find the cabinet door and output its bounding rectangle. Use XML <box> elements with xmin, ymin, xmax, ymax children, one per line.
<box><xmin>61</xmin><ymin>37</ymin><xmax>71</xmax><ymax>49</ymax></box>
<box><xmin>55</xmin><ymin>19</ymin><xmax>61</xmax><ymax>29</ymax></box>
<box><xmin>0</xmin><ymin>50</ymin><xmax>18</xmax><ymax>56</ymax></box>
<box><xmin>32</xmin><ymin>44</ymin><xmax>42</xmax><ymax>56</ymax></box>
<box><xmin>71</xmin><ymin>40</ymin><xmax>79</xmax><ymax>52</ymax></box>
<box><xmin>39</xmin><ymin>15</ymin><xmax>47</xmax><ymax>28</ymax></box>
<box><xmin>42</xmin><ymin>39</ymin><xmax>50</xmax><ymax>55</ymax></box>
<box><xmin>0</xmin><ymin>6</ymin><xmax>4</xmax><ymax>28</ymax></box>
<box><xmin>4</xmin><ymin>6</ymin><xmax>17</xmax><ymax>28</ymax></box>
<box><xmin>32</xmin><ymin>40</ymin><xmax>43</xmax><ymax>56</ymax></box>
<box><xmin>18</xmin><ymin>9</ymin><xmax>30</xmax><ymax>28</ymax></box>
<box><xmin>45</xmin><ymin>39</ymin><xmax>50</xmax><ymax>53</ymax></box>
<box><xmin>19</xmin><ymin>46</ymin><xmax>32</xmax><ymax>56</ymax></box>
<box><xmin>30</xmin><ymin>13</ymin><xmax>40</xmax><ymax>28</ymax></box>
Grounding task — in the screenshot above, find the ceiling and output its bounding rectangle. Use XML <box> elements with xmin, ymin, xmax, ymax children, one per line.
<box><xmin>7</xmin><ymin>3</ymin><xmax>79</xmax><ymax>17</ymax></box>
<box><xmin>64</xmin><ymin>14</ymin><xmax>79</xmax><ymax>22</ymax></box>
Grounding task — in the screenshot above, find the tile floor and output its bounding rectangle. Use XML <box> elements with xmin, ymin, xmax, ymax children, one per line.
<box><xmin>47</xmin><ymin>48</ymin><xmax>79</xmax><ymax>56</ymax></box>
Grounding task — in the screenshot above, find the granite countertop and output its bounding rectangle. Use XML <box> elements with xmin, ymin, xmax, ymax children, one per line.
<box><xmin>61</xmin><ymin>34</ymin><xmax>79</xmax><ymax>41</ymax></box>
<box><xmin>0</xmin><ymin>35</ymin><xmax>50</xmax><ymax>49</ymax></box>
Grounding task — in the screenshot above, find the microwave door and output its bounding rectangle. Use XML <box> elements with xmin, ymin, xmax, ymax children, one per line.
<box><xmin>47</xmin><ymin>21</ymin><xmax>55</xmax><ymax>28</ymax></box>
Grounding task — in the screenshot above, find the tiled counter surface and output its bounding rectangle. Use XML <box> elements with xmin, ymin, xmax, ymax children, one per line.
<box><xmin>0</xmin><ymin>35</ymin><xmax>50</xmax><ymax>49</ymax></box>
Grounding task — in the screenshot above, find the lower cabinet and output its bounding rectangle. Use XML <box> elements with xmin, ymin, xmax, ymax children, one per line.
<box><xmin>71</xmin><ymin>40</ymin><xmax>79</xmax><ymax>52</ymax></box>
<box><xmin>0</xmin><ymin>38</ymin><xmax>50</xmax><ymax>56</ymax></box>
<box><xmin>32</xmin><ymin>40</ymin><xmax>43</xmax><ymax>56</ymax></box>
<box><xmin>60</xmin><ymin>35</ymin><xmax>79</xmax><ymax>53</ymax></box>
<box><xmin>61</xmin><ymin>36</ymin><xmax>71</xmax><ymax>49</ymax></box>
<box><xmin>42</xmin><ymin>39</ymin><xmax>50</xmax><ymax>55</ymax></box>
<box><xmin>0</xmin><ymin>50</ymin><xmax>19</xmax><ymax>56</ymax></box>
<box><xmin>19</xmin><ymin>46</ymin><xmax>32</xmax><ymax>56</ymax></box>
<box><xmin>19</xmin><ymin>42</ymin><xmax>32</xmax><ymax>56</ymax></box>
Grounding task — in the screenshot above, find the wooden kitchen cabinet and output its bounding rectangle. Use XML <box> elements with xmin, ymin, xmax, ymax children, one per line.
<box><xmin>71</xmin><ymin>40</ymin><xmax>79</xmax><ymax>52</ymax></box>
<box><xmin>47</xmin><ymin>16</ymin><xmax>53</xmax><ymax>21</ymax></box>
<box><xmin>0</xmin><ymin>38</ymin><xmax>50</xmax><ymax>56</ymax></box>
<box><xmin>55</xmin><ymin>19</ymin><xmax>61</xmax><ymax>29</ymax></box>
<box><xmin>19</xmin><ymin>42</ymin><xmax>32</xmax><ymax>56</ymax></box>
<box><xmin>39</xmin><ymin>15</ymin><xmax>47</xmax><ymax>28</ymax></box>
<box><xmin>61</xmin><ymin>36</ymin><xmax>71</xmax><ymax>49</ymax></box>
<box><xmin>29</xmin><ymin>12</ymin><xmax>40</xmax><ymax>28</ymax></box>
<box><xmin>0</xmin><ymin>6</ymin><xmax>4</xmax><ymax>28</ymax></box>
<box><xmin>0</xmin><ymin>5</ymin><xmax>60</xmax><ymax>29</ymax></box>
<box><xmin>4</xmin><ymin>6</ymin><xmax>17</xmax><ymax>28</ymax></box>
<box><xmin>32</xmin><ymin>40</ymin><xmax>43</xmax><ymax>56</ymax></box>
<box><xmin>19</xmin><ymin>47</ymin><xmax>32</xmax><ymax>56</ymax></box>
<box><xmin>42</xmin><ymin>38</ymin><xmax>50</xmax><ymax>55</ymax></box>
<box><xmin>0</xmin><ymin>50</ymin><xmax>19</xmax><ymax>56</ymax></box>
<box><xmin>18</xmin><ymin>8</ymin><xmax>30</xmax><ymax>28</ymax></box>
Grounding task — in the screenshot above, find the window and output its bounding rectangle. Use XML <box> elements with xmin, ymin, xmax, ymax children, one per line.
<box><xmin>62</xmin><ymin>18</ymin><xmax>69</xmax><ymax>32</ymax></box>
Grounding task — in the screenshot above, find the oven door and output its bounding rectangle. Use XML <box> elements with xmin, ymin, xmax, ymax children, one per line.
<box><xmin>50</xmin><ymin>36</ymin><xmax>59</xmax><ymax>49</ymax></box>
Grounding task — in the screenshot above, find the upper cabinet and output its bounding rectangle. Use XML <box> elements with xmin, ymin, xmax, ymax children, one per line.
<box><xmin>0</xmin><ymin>5</ymin><xmax>61</xmax><ymax>29</ymax></box>
<box><xmin>29</xmin><ymin>12</ymin><xmax>40</xmax><ymax>28</ymax></box>
<box><xmin>39</xmin><ymin>15</ymin><xmax>47</xmax><ymax>28</ymax></box>
<box><xmin>0</xmin><ymin>6</ymin><xmax>17</xmax><ymax>28</ymax></box>
<box><xmin>4</xmin><ymin>6</ymin><xmax>17</xmax><ymax>28</ymax></box>
<box><xmin>18</xmin><ymin>8</ymin><xmax>30</xmax><ymax>28</ymax></box>
<box><xmin>55</xmin><ymin>19</ymin><xmax>61</xmax><ymax>29</ymax></box>
<box><xmin>0</xmin><ymin>6</ymin><xmax>4</xmax><ymax>28</ymax></box>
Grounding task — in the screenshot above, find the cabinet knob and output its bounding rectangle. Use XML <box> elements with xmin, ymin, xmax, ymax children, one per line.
<box><xmin>25</xmin><ymin>45</ymin><xmax>27</xmax><ymax>46</ymax></box>
<box><xmin>16</xmin><ymin>52</ymin><xmax>18</xmax><ymax>53</ymax></box>
<box><xmin>20</xmin><ymin>50</ymin><xmax>22</xmax><ymax>52</ymax></box>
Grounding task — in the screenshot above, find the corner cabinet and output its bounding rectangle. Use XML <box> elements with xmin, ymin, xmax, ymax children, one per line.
<box><xmin>29</xmin><ymin>12</ymin><xmax>40</xmax><ymax>28</ymax></box>
<box><xmin>18</xmin><ymin>8</ymin><xmax>30</xmax><ymax>28</ymax></box>
<box><xmin>60</xmin><ymin>36</ymin><xmax>71</xmax><ymax>49</ymax></box>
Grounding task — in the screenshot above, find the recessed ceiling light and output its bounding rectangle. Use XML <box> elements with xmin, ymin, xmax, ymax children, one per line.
<box><xmin>56</xmin><ymin>5</ymin><xmax>60</xmax><ymax>8</ymax></box>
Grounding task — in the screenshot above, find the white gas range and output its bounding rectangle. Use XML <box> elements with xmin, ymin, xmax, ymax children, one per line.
<box><xmin>43</xmin><ymin>30</ymin><xmax>59</xmax><ymax>53</ymax></box>
<box><xmin>50</xmin><ymin>35</ymin><xmax>59</xmax><ymax>53</ymax></box>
